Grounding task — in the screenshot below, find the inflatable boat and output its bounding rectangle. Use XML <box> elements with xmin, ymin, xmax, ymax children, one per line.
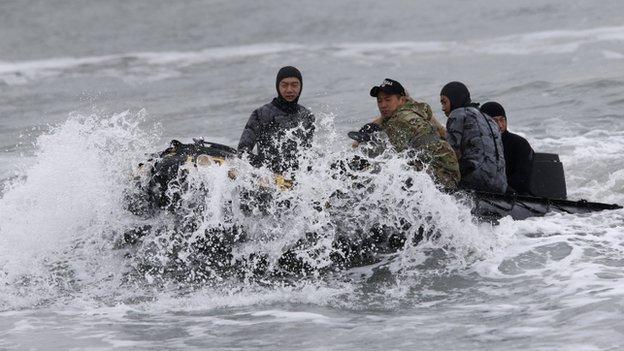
<box><xmin>122</xmin><ymin>139</ymin><xmax>621</xmax><ymax>278</ymax></box>
<box><xmin>133</xmin><ymin>139</ymin><xmax>621</xmax><ymax>220</ymax></box>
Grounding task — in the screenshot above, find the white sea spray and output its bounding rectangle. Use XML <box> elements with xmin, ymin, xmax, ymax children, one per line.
<box><xmin>0</xmin><ymin>111</ymin><xmax>506</xmax><ymax>311</ymax></box>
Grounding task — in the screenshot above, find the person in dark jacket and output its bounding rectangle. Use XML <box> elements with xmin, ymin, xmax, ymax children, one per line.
<box><xmin>480</xmin><ymin>101</ymin><xmax>534</xmax><ymax>195</ymax></box>
<box><xmin>440</xmin><ymin>82</ymin><xmax>507</xmax><ymax>193</ymax></box>
<box><xmin>238</xmin><ymin>66</ymin><xmax>315</xmax><ymax>174</ymax></box>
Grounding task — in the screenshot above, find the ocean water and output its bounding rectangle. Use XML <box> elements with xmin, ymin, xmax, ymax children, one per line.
<box><xmin>1</xmin><ymin>0</ymin><xmax>624</xmax><ymax>350</ymax></box>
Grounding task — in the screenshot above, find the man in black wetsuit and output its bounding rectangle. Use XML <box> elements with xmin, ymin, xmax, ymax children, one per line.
<box><xmin>238</xmin><ymin>66</ymin><xmax>315</xmax><ymax>174</ymax></box>
<box><xmin>481</xmin><ymin>101</ymin><xmax>534</xmax><ymax>195</ymax></box>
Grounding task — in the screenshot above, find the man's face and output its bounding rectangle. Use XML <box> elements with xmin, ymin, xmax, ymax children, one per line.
<box><xmin>493</xmin><ymin>116</ymin><xmax>507</xmax><ymax>132</ymax></box>
<box><xmin>278</xmin><ymin>77</ymin><xmax>301</xmax><ymax>102</ymax></box>
<box><xmin>376</xmin><ymin>91</ymin><xmax>405</xmax><ymax>118</ymax></box>
<box><xmin>440</xmin><ymin>95</ymin><xmax>451</xmax><ymax>117</ymax></box>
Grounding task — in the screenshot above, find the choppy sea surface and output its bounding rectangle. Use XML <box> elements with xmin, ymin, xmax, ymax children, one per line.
<box><xmin>1</xmin><ymin>1</ymin><xmax>624</xmax><ymax>350</ymax></box>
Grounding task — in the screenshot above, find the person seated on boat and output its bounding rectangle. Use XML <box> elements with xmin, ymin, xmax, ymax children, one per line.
<box><xmin>351</xmin><ymin>78</ymin><xmax>460</xmax><ymax>189</ymax></box>
<box><xmin>480</xmin><ymin>101</ymin><xmax>534</xmax><ymax>195</ymax></box>
<box><xmin>440</xmin><ymin>81</ymin><xmax>507</xmax><ymax>193</ymax></box>
<box><xmin>361</xmin><ymin>96</ymin><xmax>447</xmax><ymax>140</ymax></box>
<box><xmin>238</xmin><ymin>66</ymin><xmax>315</xmax><ymax>174</ymax></box>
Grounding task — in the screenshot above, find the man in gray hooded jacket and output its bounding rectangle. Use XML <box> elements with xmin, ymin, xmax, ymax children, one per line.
<box><xmin>238</xmin><ymin>66</ymin><xmax>315</xmax><ymax>174</ymax></box>
<box><xmin>439</xmin><ymin>82</ymin><xmax>507</xmax><ymax>193</ymax></box>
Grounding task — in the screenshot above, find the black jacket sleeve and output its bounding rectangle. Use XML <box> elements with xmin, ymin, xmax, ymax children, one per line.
<box><xmin>238</xmin><ymin>109</ymin><xmax>261</xmax><ymax>153</ymax></box>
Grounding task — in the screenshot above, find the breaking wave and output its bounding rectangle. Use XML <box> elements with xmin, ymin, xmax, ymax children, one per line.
<box><xmin>0</xmin><ymin>111</ymin><xmax>503</xmax><ymax>311</ymax></box>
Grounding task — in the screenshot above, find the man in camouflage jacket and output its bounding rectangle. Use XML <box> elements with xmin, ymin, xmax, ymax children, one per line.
<box><xmin>362</xmin><ymin>78</ymin><xmax>460</xmax><ymax>189</ymax></box>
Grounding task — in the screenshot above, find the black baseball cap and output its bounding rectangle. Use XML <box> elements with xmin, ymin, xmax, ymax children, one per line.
<box><xmin>370</xmin><ymin>78</ymin><xmax>406</xmax><ymax>97</ymax></box>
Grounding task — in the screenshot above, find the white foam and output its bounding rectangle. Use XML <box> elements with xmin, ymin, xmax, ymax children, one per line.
<box><xmin>474</xmin><ymin>208</ymin><xmax>624</xmax><ymax>299</ymax></box>
<box><xmin>249</xmin><ymin>310</ymin><xmax>347</xmax><ymax>325</ymax></box>
<box><xmin>534</xmin><ymin>129</ymin><xmax>624</xmax><ymax>204</ymax></box>
<box><xmin>9</xmin><ymin>319</ymin><xmax>37</xmax><ymax>332</ymax></box>
<box><xmin>140</xmin><ymin>282</ymin><xmax>354</xmax><ymax>313</ymax></box>
<box><xmin>0</xmin><ymin>111</ymin><xmax>159</xmax><ymax>309</ymax></box>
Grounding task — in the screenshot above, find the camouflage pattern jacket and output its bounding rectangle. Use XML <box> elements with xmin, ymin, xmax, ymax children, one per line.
<box><xmin>380</xmin><ymin>100</ymin><xmax>460</xmax><ymax>189</ymax></box>
<box><xmin>446</xmin><ymin>106</ymin><xmax>507</xmax><ymax>193</ymax></box>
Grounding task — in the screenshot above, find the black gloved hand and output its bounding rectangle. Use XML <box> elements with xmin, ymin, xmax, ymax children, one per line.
<box><xmin>347</xmin><ymin>123</ymin><xmax>382</xmax><ymax>143</ymax></box>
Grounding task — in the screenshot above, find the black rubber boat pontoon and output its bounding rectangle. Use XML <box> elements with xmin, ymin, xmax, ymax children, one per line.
<box><xmin>472</xmin><ymin>152</ymin><xmax>622</xmax><ymax>220</ymax></box>
<box><xmin>132</xmin><ymin>139</ymin><xmax>621</xmax><ymax>221</ymax></box>
<box><xmin>122</xmin><ymin>139</ymin><xmax>622</xmax><ymax>279</ymax></box>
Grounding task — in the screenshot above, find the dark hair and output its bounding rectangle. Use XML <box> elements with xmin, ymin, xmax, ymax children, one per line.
<box><xmin>440</xmin><ymin>81</ymin><xmax>472</xmax><ymax>112</ymax></box>
<box><xmin>480</xmin><ymin>101</ymin><xmax>507</xmax><ymax>119</ymax></box>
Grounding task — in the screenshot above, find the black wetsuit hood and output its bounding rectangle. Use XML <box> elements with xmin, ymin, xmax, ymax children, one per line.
<box><xmin>481</xmin><ymin>101</ymin><xmax>507</xmax><ymax>119</ymax></box>
<box><xmin>441</xmin><ymin>81</ymin><xmax>479</xmax><ymax>112</ymax></box>
<box><xmin>272</xmin><ymin>66</ymin><xmax>303</xmax><ymax>114</ymax></box>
